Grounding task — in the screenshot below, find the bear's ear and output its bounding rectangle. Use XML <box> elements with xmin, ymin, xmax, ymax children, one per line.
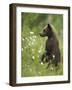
<box><xmin>48</xmin><ymin>24</ymin><xmax>52</xmax><ymax>30</ymax></box>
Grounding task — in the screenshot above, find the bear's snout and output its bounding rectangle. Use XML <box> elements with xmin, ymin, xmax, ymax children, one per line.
<box><xmin>39</xmin><ymin>32</ymin><xmax>45</xmax><ymax>37</ymax></box>
<box><xmin>39</xmin><ymin>30</ymin><xmax>47</xmax><ymax>37</ymax></box>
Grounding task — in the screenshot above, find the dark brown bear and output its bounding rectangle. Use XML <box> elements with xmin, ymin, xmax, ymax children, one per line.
<box><xmin>40</xmin><ymin>24</ymin><xmax>61</xmax><ymax>67</ymax></box>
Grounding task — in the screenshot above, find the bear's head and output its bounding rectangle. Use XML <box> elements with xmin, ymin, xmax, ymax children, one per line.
<box><xmin>40</xmin><ymin>24</ymin><xmax>53</xmax><ymax>38</ymax></box>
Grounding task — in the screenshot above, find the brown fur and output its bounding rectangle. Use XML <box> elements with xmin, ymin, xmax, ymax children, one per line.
<box><xmin>40</xmin><ymin>24</ymin><xmax>61</xmax><ymax>67</ymax></box>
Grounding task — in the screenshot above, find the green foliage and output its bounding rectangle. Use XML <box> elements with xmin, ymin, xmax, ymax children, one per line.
<box><xmin>21</xmin><ymin>12</ymin><xmax>63</xmax><ymax>77</ymax></box>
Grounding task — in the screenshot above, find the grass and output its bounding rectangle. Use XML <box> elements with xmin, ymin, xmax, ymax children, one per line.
<box><xmin>21</xmin><ymin>34</ymin><xmax>63</xmax><ymax>77</ymax></box>
<box><xmin>21</xmin><ymin>13</ymin><xmax>63</xmax><ymax>77</ymax></box>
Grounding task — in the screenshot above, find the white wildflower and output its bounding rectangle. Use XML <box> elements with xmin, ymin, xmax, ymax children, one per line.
<box><xmin>30</xmin><ymin>32</ymin><xmax>34</xmax><ymax>34</ymax></box>
<box><xmin>38</xmin><ymin>50</ymin><xmax>41</xmax><ymax>53</ymax></box>
<box><xmin>53</xmin><ymin>54</ymin><xmax>55</xmax><ymax>58</ymax></box>
<box><xmin>41</xmin><ymin>62</ymin><xmax>43</xmax><ymax>65</ymax></box>
<box><xmin>22</xmin><ymin>38</ymin><xmax>24</xmax><ymax>41</ymax></box>
<box><xmin>32</xmin><ymin>56</ymin><xmax>35</xmax><ymax>59</ymax></box>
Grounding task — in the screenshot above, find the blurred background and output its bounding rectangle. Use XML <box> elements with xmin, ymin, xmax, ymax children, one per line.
<box><xmin>21</xmin><ymin>12</ymin><xmax>63</xmax><ymax>77</ymax></box>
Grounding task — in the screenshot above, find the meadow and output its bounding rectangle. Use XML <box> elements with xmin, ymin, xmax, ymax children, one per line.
<box><xmin>21</xmin><ymin>13</ymin><xmax>63</xmax><ymax>77</ymax></box>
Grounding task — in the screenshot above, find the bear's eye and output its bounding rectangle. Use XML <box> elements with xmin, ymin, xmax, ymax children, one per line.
<box><xmin>43</xmin><ymin>29</ymin><xmax>45</xmax><ymax>32</ymax></box>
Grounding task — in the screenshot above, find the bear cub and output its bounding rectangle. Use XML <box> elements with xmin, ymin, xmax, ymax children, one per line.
<box><xmin>40</xmin><ymin>24</ymin><xmax>61</xmax><ymax>68</ymax></box>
